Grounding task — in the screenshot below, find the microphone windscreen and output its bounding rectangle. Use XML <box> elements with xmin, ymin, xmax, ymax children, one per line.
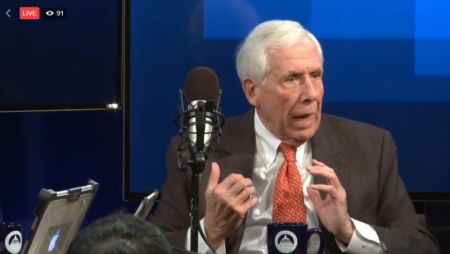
<box><xmin>183</xmin><ymin>66</ymin><xmax>220</xmax><ymax>104</ymax></box>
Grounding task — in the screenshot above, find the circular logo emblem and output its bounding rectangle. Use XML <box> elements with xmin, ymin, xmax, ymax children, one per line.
<box><xmin>274</xmin><ymin>230</ymin><xmax>298</xmax><ymax>253</ymax></box>
<box><xmin>5</xmin><ymin>230</ymin><xmax>22</xmax><ymax>254</ymax></box>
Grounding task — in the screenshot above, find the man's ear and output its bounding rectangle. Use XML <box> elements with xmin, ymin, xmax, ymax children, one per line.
<box><xmin>242</xmin><ymin>78</ymin><xmax>259</xmax><ymax>107</ymax></box>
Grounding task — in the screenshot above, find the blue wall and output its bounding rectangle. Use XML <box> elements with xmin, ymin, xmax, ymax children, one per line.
<box><xmin>0</xmin><ymin>111</ymin><xmax>133</xmax><ymax>240</ymax></box>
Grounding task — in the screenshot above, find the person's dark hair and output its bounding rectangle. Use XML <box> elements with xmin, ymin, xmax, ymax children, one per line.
<box><xmin>68</xmin><ymin>213</ymin><xmax>171</xmax><ymax>254</ymax></box>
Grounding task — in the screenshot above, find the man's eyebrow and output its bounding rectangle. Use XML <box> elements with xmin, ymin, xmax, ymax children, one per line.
<box><xmin>285</xmin><ymin>71</ymin><xmax>305</xmax><ymax>76</ymax></box>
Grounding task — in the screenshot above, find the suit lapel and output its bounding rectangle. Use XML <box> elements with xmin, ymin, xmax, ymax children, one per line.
<box><xmin>213</xmin><ymin>109</ymin><xmax>256</xmax><ymax>178</ymax></box>
<box><xmin>311</xmin><ymin>115</ymin><xmax>348</xmax><ymax>253</ymax></box>
<box><xmin>311</xmin><ymin>115</ymin><xmax>349</xmax><ymax>194</ymax></box>
<box><xmin>200</xmin><ymin>109</ymin><xmax>256</xmax><ymax>182</ymax></box>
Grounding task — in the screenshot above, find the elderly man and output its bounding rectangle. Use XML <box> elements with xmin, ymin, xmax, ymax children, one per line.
<box><xmin>152</xmin><ymin>20</ymin><xmax>439</xmax><ymax>253</ymax></box>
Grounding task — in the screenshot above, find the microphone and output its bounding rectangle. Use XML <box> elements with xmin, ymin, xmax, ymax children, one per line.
<box><xmin>175</xmin><ymin>67</ymin><xmax>224</xmax><ymax>252</ymax></box>
<box><xmin>184</xmin><ymin>66</ymin><xmax>220</xmax><ymax>153</ymax></box>
<box><xmin>175</xmin><ymin>66</ymin><xmax>225</xmax><ymax>170</ymax></box>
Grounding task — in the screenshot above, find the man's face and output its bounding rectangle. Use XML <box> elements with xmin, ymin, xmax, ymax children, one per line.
<box><xmin>243</xmin><ymin>39</ymin><xmax>324</xmax><ymax>146</ymax></box>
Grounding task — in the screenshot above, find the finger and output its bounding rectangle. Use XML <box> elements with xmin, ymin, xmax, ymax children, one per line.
<box><xmin>219</xmin><ymin>173</ymin><xmax>245</xmax><ymax>190</ymax></box>
<box><xmin>312</xmin><ymin>159</ymin><xmax>326</xmax><ymax>166</ymax></box>
<box><xmin>311</xmin><ymin>159</ymin><xmax>340</xmax><ymax>184</ymax></box>
<box><xmin>309</xmin><ymin>184</ymin><xmax>339</xmax><ymax>198</ymax></box>
<box><xmin>307</xmin><ymin>186</ymin><xmax>323</xmax><ymax>210</ymax></box>
<box><xmin>241</xmin><ymin>194</ymin><xmax>258</xmax><ymax>212</ymax></box>
<box><xmin>235</xmin><ymin>185</ymin><xmax>256</xmax><ymax>204</ymax></box>
<box><xmin>228</xmin><ymin>177</ymin><xmax>253</xmax><ymax>196</ymax></box>
<box><xmin>308</xmin><ymin>165</ymin><xmax>343</xmax><ymax>189</ymax></box>
<box><xmin>207</xmin><ymin>162</ymin><xmax>221</xmax><ymax>192</ymax></box>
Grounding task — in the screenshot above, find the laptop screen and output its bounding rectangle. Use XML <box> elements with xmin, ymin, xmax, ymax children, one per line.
<box><xmin>22</xmin><ymin>180</ymin><xmax>98</xmax><ymax>254</ymax></box>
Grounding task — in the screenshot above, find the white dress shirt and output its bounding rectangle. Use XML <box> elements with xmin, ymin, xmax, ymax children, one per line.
<box><xmin>188</xmin><ymin>111</ymin><xmax>386</xmax><ymax>254</ymax></box>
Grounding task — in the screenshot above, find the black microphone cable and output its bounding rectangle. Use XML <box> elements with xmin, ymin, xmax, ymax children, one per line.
<box><xmin>170</xmin><ymin>221</ymin><xmax>217</xmax><ymax>254</ymax></box>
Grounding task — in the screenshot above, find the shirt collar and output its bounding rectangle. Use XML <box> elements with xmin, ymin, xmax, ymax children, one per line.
<box><xmin>254</xmin><ymin>111</ymin><xmax>280</xmax><ymax>164</ymax></box>
<box><xmin>254</xmin><ymin>110</ymin><xmax>308</xmax><ymax>167</ymax></box>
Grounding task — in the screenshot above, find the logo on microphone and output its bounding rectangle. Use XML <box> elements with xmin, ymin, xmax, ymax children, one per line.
<box><xmin>274</xmin><ymin>230</ymin><xmax>298</xmax><ymax>253</ymax></box>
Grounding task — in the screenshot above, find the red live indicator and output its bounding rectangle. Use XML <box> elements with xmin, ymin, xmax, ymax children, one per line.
<box><xmin>20</xmin><ymin>7</ymin><xmax>40</xmax><ymax>20</ymax></box>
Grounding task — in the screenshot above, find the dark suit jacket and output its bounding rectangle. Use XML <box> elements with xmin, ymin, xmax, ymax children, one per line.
<box><xmin>151</xmin><ymin>110</ymin><xmax>439</xmax><ymax>253</ymax></box>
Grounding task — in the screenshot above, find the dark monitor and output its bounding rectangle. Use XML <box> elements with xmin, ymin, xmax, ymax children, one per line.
<box><xmin>0</xmin><ymin>0</ymin><xmax>123</xmax><ymax>111</ymax></box>
<box><xmin>124</xmin><ymin>0</ymin><xmax>450</xmax><ymax>201</ymax></box>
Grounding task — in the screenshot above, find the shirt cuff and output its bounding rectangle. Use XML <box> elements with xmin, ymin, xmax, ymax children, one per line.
<box><xmin>336</xmin><ymin>218</ymin><xmax>386</xmax><ymax>254</ymax></box>
<box><xmin>186</xmin><ymin>219</ymin><xmax>226</xmax><ymax>254</ymax></box>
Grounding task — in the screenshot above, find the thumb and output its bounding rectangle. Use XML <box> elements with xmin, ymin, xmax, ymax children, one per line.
<box><xmin>307</xmin><ymin>185</ymin><xmax>323</xmax><ymax>210</ymax></box>
<box><xmin>207</xmin><ymin>162</ymin><xmax>221</xmax><ymax>192</ymax></box>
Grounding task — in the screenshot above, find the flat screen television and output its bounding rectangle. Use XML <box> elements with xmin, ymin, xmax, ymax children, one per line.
<box><xmin>124</xmin><ymin>0</ymin><xmax>450</xmax><ymax>201</ymax></box>
<box><xmin>0</xmin><ymin>0</ymin><xmax>123</xmax><ymax>111</ymax></box>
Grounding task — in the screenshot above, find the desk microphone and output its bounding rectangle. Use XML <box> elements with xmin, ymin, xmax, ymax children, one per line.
<box><xmin>175</xmin><ymin>66</ymin><xmax>224</xmax><ymax>170</ymax></box>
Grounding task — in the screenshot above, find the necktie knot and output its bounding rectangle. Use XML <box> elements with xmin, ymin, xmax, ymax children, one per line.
<box><xmin>279</xmin><ymin>143</ymin><xmax>296</xmax><ymax>163</ymax></box>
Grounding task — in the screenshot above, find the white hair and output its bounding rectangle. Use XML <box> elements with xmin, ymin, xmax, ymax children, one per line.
<box><xmin>235</xmin><ymin>20</ymin><xmax>323</xmax><ymax>83</ymax></box>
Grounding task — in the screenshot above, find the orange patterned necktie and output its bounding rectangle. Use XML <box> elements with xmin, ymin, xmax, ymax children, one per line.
<box><xmin>272</xmin><ymin>143</ymin><xmax>307</xmax><ymax>224</ymax></box>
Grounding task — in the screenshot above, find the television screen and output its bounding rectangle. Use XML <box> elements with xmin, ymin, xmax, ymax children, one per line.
<box><xmin>124</xmin><ymin>0</ymin><xmax>450</xmax><ymax>201</ymax></box>
<box><xmin>0</xmin><ymin>0</ymin><xmax>122</xmax><ymax>111</ymax></box>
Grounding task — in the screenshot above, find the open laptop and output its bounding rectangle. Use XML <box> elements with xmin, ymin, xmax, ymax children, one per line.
<box><xmin>134</xmin><ymin>190</ymin><xmax>159</xmax><ymax>220</ymax></box>
<box><xmin>21</xmin><ymin>180</ymin><xmax>98</xmax><ymax>254</ymax></box>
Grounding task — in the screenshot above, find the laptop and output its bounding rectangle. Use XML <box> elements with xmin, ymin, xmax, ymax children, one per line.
<box><xmin>134</xmin><ymin>190</ymin><xmax>159</xmax><ymax>219</ymax></box>
<box><xmin>21</xmin><ymin>180</ymin><xmax>98</xmax><ymax>254</ymax></box>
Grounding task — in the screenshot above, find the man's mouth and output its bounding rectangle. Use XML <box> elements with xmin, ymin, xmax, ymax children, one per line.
<box><xmin>293</xmin><ymin>113</ymin><xmax>313</xmax><ymax>119</ymax></box>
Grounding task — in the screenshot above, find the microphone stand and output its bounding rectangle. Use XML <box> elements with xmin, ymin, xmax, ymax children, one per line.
<box><xmin>176</xmin><ymin>89</ymin><xmax>224</xmax><ymax>253</ymax></box>
<box><xmin>190</xmin><ymin>153</ymin><xmax>205</xmax><ymax>252</ymax></box>
<box><xmin>189</xmin><ymin>104</ymin><xmax>208</xmax><ymax>253</ymax></box>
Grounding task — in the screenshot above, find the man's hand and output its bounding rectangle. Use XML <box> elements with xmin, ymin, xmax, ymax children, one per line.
<box><xmin>204</xmin><ymin>162</ymin><xmax>257</xmax><ymax>249</ymax></box>
<box><xmin>307</xmin><ymin>159</ymin><xmax>354</xmax><ymax>243</ymax></box>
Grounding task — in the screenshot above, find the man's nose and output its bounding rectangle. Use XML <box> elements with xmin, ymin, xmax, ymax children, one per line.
<box><xmin>299</xmin><ymin>76</ymin><xmax>321</xmax><ymax>103</ymax></box>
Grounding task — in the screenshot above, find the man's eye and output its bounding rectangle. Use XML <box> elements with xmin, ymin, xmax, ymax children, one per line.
<box><xmin>286</xmin><ymin>76</ymin><xmax>295</xmax><ymax>82</ymax></box>
<box><xmin>311</xmin><ymin>71</ymin><xmax>322</xmax><ymax>79</ymax></box>
<box><xmin>284</xmin><ymin>74</ymin><xmax>299</xmax><ymax>83</ymax></box>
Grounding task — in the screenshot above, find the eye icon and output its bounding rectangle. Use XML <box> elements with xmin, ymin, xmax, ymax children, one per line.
<box><xmin>46</xmin><ymin>10</ymin><xmax>54</xmax><ymax>16</ymax></box>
